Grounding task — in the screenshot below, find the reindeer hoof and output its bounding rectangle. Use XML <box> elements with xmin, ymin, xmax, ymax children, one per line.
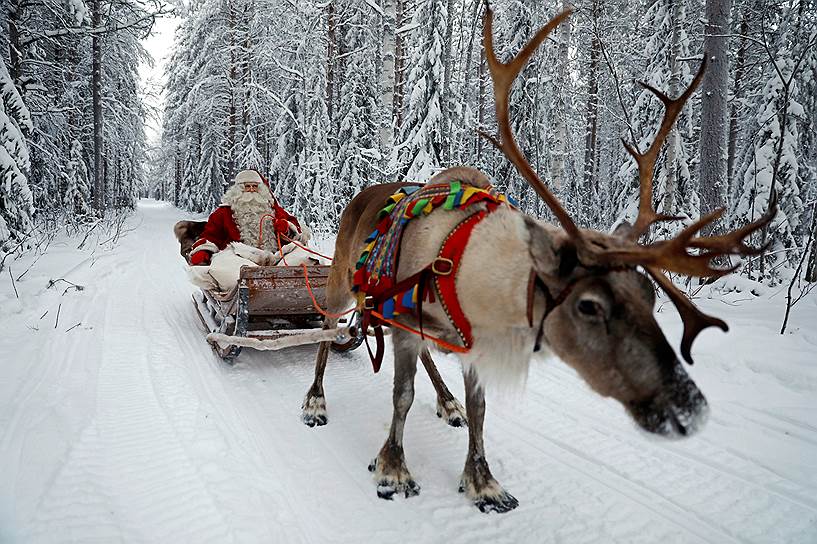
<box><xmin>459</xmin><ymin>478</ymin><xmax>519</xmax><ymax>513</ymax></box>
<box><xmin>377</xmin><ymin>478</ymin><xmax>420</xmax><ymax>500</ymax></box>
<box><xmin>302</xmin><ymin>413</ymin><xmax>327</xmax><ymax>427</ymax></box>
<box><xmin>474</xmin><ymin>492</ymin><xmax>519</xmax><ymax>513</ymax></box>
<box><xmin>301</xmin><ymin>394</ymin><xmax>327</xmax><ymax>427</ymax></box>
<box><xmin>436</xmin><ymin>398</ymin><xmax>467</xmax><ymax>428</ymax></box>
<box><xmin>369</xmin><ymin>457</ymin><xmax>420</xmax><ymax>500</ymax></box>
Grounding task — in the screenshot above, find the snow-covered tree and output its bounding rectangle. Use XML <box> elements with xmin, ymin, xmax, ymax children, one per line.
<box><xmin>733</xmin><ymin>57</ymin><xmax>805</xmax><ymax>281</ymax></box>
<box><xmin>236</xmin><ymin>126</ymin><xmax>264</xmax><ymax>171</ymax></box>
<box><xmin>151</xmin><ymin>0</ymin><xmax>815</xmax><ymax>291</ymax></box>
<box><xmin>335</xmin><ymin>1</ymin><xmax>380</xmax><ymax>202</ymax></box>
<box><xmin>63</xmin><ymin>139</ymin><xmax>91</xmax><ymax>217</ymax></box>
<box><xmin>614</xmin><ymin>0</ymin><xmax>700</xmax><ymax>239</ymax></box>
<box><xmin>0</xmin><ymin>59</ymin><xmax>34</xmax><ymax>252</ymax></box>
<box><xmin>294</xmin><ymin>10</ymin><xmax>335</xmax><ymax>232</ymax></box>
<box><xmin>392</xmin><ymin>0</ymin><xmax>448</xmax><ymax>181</ymax></box>
<box><xmin>730</xmin><ymin>1</ymin><xmax>814</xmax><ymax>282</ymax></box>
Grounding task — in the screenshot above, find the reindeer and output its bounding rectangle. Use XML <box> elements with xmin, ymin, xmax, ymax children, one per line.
<box><xmin>301</xmin><ymin>7</ymin><xmax>775</xmax><ymax>513</ymax></box>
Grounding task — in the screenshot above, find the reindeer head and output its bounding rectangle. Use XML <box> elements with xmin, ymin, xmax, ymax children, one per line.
<box><xmin>482</xmin><ymin>7</ymin><xmax>775</xmax><ymax>437</ymax></box>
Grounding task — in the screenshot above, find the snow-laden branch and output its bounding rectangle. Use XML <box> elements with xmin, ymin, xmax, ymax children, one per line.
<box><xmin>20</xmin><ymin>5</ymin><xmax>173</xmax><ymax>47</ymax></box>
<box><xmin>244</xmin><ymin>82</ymin><xmax>303</xmax><ymax>135</ymax></box>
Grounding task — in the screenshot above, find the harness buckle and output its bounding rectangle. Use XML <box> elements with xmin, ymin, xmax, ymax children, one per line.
<box><xmin>363</xmin><ymin>296</ymin><xmax>376</xmax><ymax>310</ymax></box>
<box><xmin>432</xmin><ymin>257</ymin><xmax>454</xmax><ymax>276</ymax></box>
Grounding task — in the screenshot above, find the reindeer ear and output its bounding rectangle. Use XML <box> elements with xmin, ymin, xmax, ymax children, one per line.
<box><xmin>524</xmin><ymin>217</ymin><xmax>562</xmax><ymax>277</ymax></box>
<box><xmin>611</xmin><ymin>221</ymin><xmax>633</xmax><ymax>238</ymax></box>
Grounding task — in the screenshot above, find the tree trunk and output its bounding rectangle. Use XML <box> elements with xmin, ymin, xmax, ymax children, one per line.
<box><xmin>242</xmin><ymin>0</ymin><xmax>252</xmax><ymax>132</ymax></box>
<box><xmin>698</xmin><ymin>0</ymin><xmax>731</xmax><ymax>234</ymax></box>
<box><xmin>393</xmin><ymin>0</ymin><xmax>405</xmax><ymax>137</ymax></box>
<box><xmin>662</xmin><ymin>0</ymin><xmax>684</xmax><ymax>220</ymax></box>
<box><xmin>6</xmin><ymin>0</ymin><xmax>23</xmax><ymax>83</ymax></box>
<box><xmin>226</xmin><ymin>0</ymin><xmax>237</xmax><ymax>178</ymax></box>
<box><xmin>727</xmin><ymin>13</ymin><xmax>749</xmax><ymax>194</ymax></box>
<box><xmin>381</xmin><ymin>0</ymin><xmax>396</xmax><ymax>154</ymax></box>
<box><xmin>174</xmin><ymin>151</ymin><xmax>181</xmax><ymax>207</ymax></box>
<box><xmin>441</xmin><ymin>0</ymin><xmax>454</xmax><ymax>163</ymax></box>
<box><xmin>477</xmin><ymin>40</ymin><xmax>486</xmax><ymax>161</ymax></box>
<box><xmin>805</xmin><ymin>207</ymin><xmax>817</xmax><ymax>282</ymax></box>
<box><xmin>582</xmin><ymin>0</ymin><xmax>600</xmax><ymax>211</ymax></box>
<box><xmin>550</xmin><ymin>0</ymin><xmax>571</xmax><ymax>191</ymax></box>
<box><xmin>326</xmin><ymin>1</ymin><xmax>336</xmax><ymax>129</ymax></box>
<box><xmin>92</xmin><ymin>0</ymin><xmax>104</xmax><ymax>214</ymax></box>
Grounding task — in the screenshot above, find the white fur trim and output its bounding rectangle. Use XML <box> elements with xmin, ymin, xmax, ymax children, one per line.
<box><xmin>190</xmin><ymin>240</ymin><xmax>218</xmax><ymax>255</ymax></box>
<box><xmin>187</xmin><ymin>266</ymin><xmax>219</xmax><ymax>290</ymax></box>
<box><xmin>233</xmin><ymin>170</ymin><xmax>263</xmax><ymax>184</ymax></box>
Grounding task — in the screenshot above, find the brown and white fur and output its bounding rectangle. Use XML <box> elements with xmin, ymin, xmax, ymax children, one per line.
<box><xmin>302</xmin><ymin>166</ymin><xmax>708</xmax><ymax>513</ymax></box>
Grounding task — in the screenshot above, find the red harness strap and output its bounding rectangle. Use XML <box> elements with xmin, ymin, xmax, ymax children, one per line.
<box><xmin>361</xmin><ymin>208</ymin><xmax>492</xmax><ymax>372</ymax></box>
<box><xmin>431</xmin><ymin>209</ymin><xmax>488</xmax><ymax>350</ymax></box>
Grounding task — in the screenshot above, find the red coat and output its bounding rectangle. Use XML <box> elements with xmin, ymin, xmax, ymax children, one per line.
<box><xmin>190</xmin><ymin>202</ymin><xmax>301</xmax><ymax>265</ymax></box>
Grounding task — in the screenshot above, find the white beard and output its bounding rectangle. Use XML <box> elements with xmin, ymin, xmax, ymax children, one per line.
<box><xmin>221</xmin><ymin>183</ymin><xmax>279</xmax><ymax>252</ymax></box>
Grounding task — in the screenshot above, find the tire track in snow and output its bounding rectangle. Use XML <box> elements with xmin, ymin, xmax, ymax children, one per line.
<box><xmin>0</xmin><ymin>245</ymin><xmax>122</xmax><ymax>527</ymax></box>
<box><xmin>157</xmin><ymin>314</ymin><xmax>316</xmax><ymax>542</ymax></box>
<box><xmin>21</xmin><ymin>210</ymin><xmax>235</xmax><ymax>543</ymax></box>
<box><xmin>138</xmin><ymin>205</ymin><xmax>314</xmax><ymax>541</ymax></box>
<box><xmin>142</xmin><ymin>210</ymin><xmax>320</xmax><ymax>541</ymax></box>
<box><xmin>525</xmin><ymin>361</ymin><xmax>817</xmax><ymax>518</ymax></box>
<box><xmin>214</xmin><ymin>344</ymin><xmax>481</xmax><ymax>542</ymax></box>
<box><xmin>480</xmin><ymin>363</ymin><xmax>817</xmax><ymax>543</ymax></box>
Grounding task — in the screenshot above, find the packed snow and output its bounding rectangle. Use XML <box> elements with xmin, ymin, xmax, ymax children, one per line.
<box><xmin>1</xmin><ymin>200</ymin><xmax>816</xmax><ymax>543</ymax></box>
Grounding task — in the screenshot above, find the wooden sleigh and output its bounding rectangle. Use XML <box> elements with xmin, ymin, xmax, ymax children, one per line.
<box><xmin>193</xmin><ymin>264</ymin><xmax>364</xmax><ymax>361</ymax></box>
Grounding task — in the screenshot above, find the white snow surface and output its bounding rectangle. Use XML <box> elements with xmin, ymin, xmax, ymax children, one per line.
<box><xmin>1</xmin><ymin>200</ymin><xmax>816</xmax><ymax>543</ymax></box>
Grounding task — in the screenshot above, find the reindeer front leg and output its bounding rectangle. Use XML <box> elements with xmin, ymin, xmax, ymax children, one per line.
<box><xmin>459</xmin><ymin>367</ymin><xmax>519</xmax><ymax>513</ymax></box>
<box><xmin>368</xmin><ymin>329</ymin><xmax>422</xmax><ymax>499</ymax></box>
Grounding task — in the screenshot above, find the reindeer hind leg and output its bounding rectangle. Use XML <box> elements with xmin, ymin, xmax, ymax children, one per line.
<box><xmin>368</xmin><ymin>329</ymin><xmax>422</xmax><ymax>499</ymax></box>
<box><xmin>302</xmin><ymin>264</ymin><xmax>352</xmax><ymax>427</ymax></box>
<box><xmin>419</xmin><ymin>347</ymin><xmax>467</xmax><ymax>428</ymax></box>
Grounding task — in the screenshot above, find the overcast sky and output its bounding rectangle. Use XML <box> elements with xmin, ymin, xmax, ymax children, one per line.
<box><xmin>139</xmin><ymin>14</ymin><xmax>181</xmax><ymax>146</ymax></box>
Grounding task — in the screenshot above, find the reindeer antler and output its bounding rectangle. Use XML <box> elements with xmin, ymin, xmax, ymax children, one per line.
<box><xmin>622</xmin><ymin>61</ymin><xmax>707</xmax><ymax>241</ymax></box>
<box><xmin>482</xmin><ymin>6</ymin><xmax>777</xmax><ymax>364</ymax></box>
<box><xmin>481</xmin><ymin>6</ymin><xmax>580</xmax><ymax>241</ymax></box>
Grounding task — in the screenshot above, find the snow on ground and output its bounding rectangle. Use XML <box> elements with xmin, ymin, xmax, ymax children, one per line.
<box><xmin>1</xmin><ymin>200</ymin><xmax>816</xmax><ymax>543</ymax></box>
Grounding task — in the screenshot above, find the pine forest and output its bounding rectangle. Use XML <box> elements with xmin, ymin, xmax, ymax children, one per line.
<box><xmin>1</xmin><ymin>0</ymin><xmax>816</xmax><ymax>287</ymax></box>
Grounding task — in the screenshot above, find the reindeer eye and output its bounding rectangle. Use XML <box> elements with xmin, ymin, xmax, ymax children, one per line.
<box><xmin>577</xmin><ymin>299</ymin><xmax>601</xmax><ymax>317</ymax></box>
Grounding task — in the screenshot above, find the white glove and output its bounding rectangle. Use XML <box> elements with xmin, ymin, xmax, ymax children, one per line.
<box><xmin>231</xmin><ymin>242</ymin><xmax>281</xmax><ymax>266</ymax></box>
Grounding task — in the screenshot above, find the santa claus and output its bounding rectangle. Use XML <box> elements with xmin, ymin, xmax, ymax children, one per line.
<box><xmin>187</xmin><ymin>170</ymin><xmax>313</xmax><ymax>291</ymax></box>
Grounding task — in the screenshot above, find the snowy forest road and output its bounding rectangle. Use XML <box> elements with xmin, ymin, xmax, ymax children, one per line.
<box><xmin>1</xmin><ymin>200</ymin><xmax>816</xmax><ymax>543</ymax></box>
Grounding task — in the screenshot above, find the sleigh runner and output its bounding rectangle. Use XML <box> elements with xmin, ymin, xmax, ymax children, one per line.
<box><xmin>192</xmin><ymin>264</ymin><xmax>364</xmax><ymax>360</ymax></box>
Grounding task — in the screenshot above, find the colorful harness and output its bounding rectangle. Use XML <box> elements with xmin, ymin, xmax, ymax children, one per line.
<box><xmin>353</xmin><ymin>181</ymin><xmax>515</xmax><ymax>371</ymax></box>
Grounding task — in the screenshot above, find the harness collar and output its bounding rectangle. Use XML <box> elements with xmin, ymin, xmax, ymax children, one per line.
<box><xmin>361</xmin><ymin>208</ymin><xmax>495</xmax><ymax>371</ymax></box>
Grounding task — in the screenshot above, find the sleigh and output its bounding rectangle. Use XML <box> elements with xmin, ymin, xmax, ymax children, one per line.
<box><xmin>193</xmin><ymin>264</ymin><xmax>364</xmax><ymax>361</ymax></box>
